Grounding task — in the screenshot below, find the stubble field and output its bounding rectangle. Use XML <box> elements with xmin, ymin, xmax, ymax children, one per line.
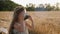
<box><xmin>0</xmin><ymin>11</ymin><xmax>60</xmax><ymax>34</ymax></box>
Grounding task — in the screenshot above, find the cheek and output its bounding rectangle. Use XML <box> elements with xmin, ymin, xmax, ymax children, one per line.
<box><xmin>19</xmin><ymin>14</ymin><xmax>22</xmax><ymax>17</ymax></box>
<box><xmin>18</xmin><ymin>15</ymin><xmax>23</xmax><ymax>20</ymax></box>
<box><xmin>18</xmin><ymin>14</ymin><xmax>24</xmax><ymax>19</ymax></box>
<box><xmin>21</xmin><ymin>12</ymin><xmax>25</xmax><ymax>17</ymax></box>
<box><xmin>18</xmin><ymin>12</ymin><xmax>25</xmax><ymax>18</ymax></box>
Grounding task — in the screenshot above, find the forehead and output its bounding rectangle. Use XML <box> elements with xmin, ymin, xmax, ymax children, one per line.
<box><xmin>19</xmin><ymin>10</ymin><xmax>25</xmax><ymax>14</ymax></box>
<box><xmin>19</xmin><ymin>9</ymin><xmax>26</xmax><ymax>14</ymax></box>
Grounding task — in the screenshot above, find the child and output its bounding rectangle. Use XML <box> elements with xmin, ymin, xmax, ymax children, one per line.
<box><xmin>9</xmin><ymin>6</ymin><xmax>34</xmax><ymax>34</ymax></box>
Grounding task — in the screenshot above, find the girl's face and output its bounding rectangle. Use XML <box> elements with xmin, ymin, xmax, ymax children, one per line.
<box><xmin>18</xmin><ymin>10</ymin><xmax>26</xmax><ymax>21</ymax></box>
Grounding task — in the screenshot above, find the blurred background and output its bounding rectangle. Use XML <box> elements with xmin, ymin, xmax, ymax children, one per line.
<box><xmin>0</xmin><ymin>0</ymin><xmax>60</xmax><ymax>11</ymax></box>
<box><xmin>0</xmin><ymin>0</ymin><xmax>60</xmax><ymax>34</ymax></box>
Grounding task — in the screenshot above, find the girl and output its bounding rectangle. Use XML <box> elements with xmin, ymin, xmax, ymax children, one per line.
<box><xmin>9</xmin><ymin>6</ymin><xmax>34</xmax><ymax>34</ymax></box>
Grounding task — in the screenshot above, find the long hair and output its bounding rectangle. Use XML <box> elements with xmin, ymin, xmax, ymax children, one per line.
<box><xmin>9</xmin><ymin>6</ymin><xmax>25</xmax><ymax>34</ymax></box>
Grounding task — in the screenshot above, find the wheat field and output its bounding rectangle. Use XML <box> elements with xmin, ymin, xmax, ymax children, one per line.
<box><xmin>0</xmin><ymin>11</ymin><xmax>60</xmax><ymax>34</ymax></box>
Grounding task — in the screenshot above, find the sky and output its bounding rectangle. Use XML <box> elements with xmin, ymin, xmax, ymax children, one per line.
<box><xmin>11</xmin><ymin>0</ymin><xmax>60</xmax><ymax>7</ymax></box>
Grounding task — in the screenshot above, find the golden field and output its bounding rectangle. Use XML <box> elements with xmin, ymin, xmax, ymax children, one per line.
<box><xmin>0</xmin><ymin>11</ymin><xmax>60</xmax><ymax>34</ymax></box>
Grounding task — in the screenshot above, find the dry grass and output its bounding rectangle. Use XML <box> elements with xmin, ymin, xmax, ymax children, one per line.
<box><xmin>0</xmin><ymin>11</ymin><xmax>60</xmax><ymax>34</ymax></box>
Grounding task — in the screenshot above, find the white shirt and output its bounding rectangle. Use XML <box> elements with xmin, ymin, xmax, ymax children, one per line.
<box><xmin>13</xmin><ymin>21</ymin><xmax>29</xmax><ymax>34</ymax></box>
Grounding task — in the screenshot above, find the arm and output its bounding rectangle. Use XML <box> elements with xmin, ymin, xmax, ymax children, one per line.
<box><xmin>25</xmin><ymin>22</ymin><xmax>32</xmax><ymax>30</ymax></box>
<box><xmin>28</xmin><ymin>16</ymin><xmax>34</xmax><ymax>29</ymax></box>
<box><xmin>25</xmin><ymin>15</ymin><xmax>34</xmax><ymax>30</ymax></box>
